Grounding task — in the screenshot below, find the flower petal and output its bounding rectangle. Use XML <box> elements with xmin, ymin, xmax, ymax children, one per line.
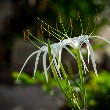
<box><xmin>46</xmin><ymin>55</ymin><xmax>56</xmax><ymax>70</ymax></box>
<box><xmin>58</xmin><ymin>49</ymin><xmax>62</xmax><ymax>69</ymax></box>
<box><xmin>43</xmin><ymin>52</ymin><xmax>48</xmax><ymax>82</ymax></box>
<box><xmin>89</xmin><ymin>36</ymin><xmax>110</xmax><ymax>44</ymax></box>
<box><xmin>84</xmin><ymin>38</ymin><xmax>90</xmax><ymax>64</ymax></box>
<box><xmin>86</xmin><ymin>41</ymin><xmax>98</xmax><ymax>76</ymax></box>
<box><xmin>87</xmin><ymin>43</ymin><xmax>90</xmax><ymax>64</ymax></box>
<box><xmin>33</xmin><ymin>51</ymin><xmax>41</xmax><ymax>79</ymax></box>
<box><xmin>17</xmin><ymin>51</ymin><xmax>39</xmax><ymax>80</ymax></box>
<box><xmin>79</xmin><ymin>50</ymin><xmax>89</xmax><ymax>74</ymax></box>
<box><xmin>64</xmin><ymin>46</ymin><xmax>76</xmax><ymax>59</ymax></box>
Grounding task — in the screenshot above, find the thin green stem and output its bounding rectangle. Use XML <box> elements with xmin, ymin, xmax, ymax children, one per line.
<box><xmin>60</xmin><ymin>63</ymin><xmax>80</xmax><ymax>110</ymax></box>
<box><xmin>77</xmin><ymin>48</ymin><xmax>85</xmax><ymax>108</ymax></box>
<box><xmin>48</xmin><ymin>39</ymin><xmax>75</xmax><ymax>109</ymax></box>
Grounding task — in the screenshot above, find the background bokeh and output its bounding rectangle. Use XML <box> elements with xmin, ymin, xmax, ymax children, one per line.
<box><xmin>0</xmin><ymin>0</ymin><xmax>110</xmax><ymax>110</ymax></box>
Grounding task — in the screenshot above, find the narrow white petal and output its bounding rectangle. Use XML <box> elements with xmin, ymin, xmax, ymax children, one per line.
<box><xmin>58</xmin><ymin>49</ymin><xmax>62</xmax><ymax>69</ymax></box>
<box><xmin>80</xmin><ymin>50</ymin><xmax>89</xmax><ymax>74</ymax></box>
<box><xmin>89</xmin><ymin>36</ymin><xmax>110</xmax><ymax>44</ymax></box>
<box><xmin>86</xmin><ymin>41</ymin><xmax>98</xmax><ymax>76</ymax></box>
<box><xmin>17</xmin><ymin>50</ymin><xmax>39</xmax><ymax>80</ymax></box>
<box><xmin>84</xmin><ymin>39</ymin><xmax>90</xmax><ymax>64</ymax></box>
<box><xmin>33</xmin><ymin>51</ymin><xmax>41</xmax><ymax>79</ymax></box>
<box><xmin>87</xmin><ymin>44</ymin><xmax>90</xmax><ymax>64</ymax></box>
<box><xmin>64</xmin><ymin>46</ymin><xmax>76</xmax><ymax>59</ymax></box>
<box><xmin>43</xmin><ymin>52</ymin><xmax>48</xmax><ymax>82</ymax></box>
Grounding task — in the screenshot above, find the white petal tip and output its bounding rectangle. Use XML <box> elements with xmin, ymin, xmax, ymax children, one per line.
<box><xmin>16</xmin><ymin>75</ymin><xmax>20</xmax><ymax>81</ymax></box>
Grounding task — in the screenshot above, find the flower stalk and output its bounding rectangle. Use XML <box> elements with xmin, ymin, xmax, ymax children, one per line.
<box><xmin>48</xmin><ymin>39</ymin><xmax>77</xmax><ymax>109</ymax></box>
<box><xmin>77</xmin><ymin>48</ymin><xmax>85</xmax><ymax>108</ymax></box>
<box><xmin>17</xmin><ymin>16</ymin><xmax>110</xmax><ymax>110</ymax></box>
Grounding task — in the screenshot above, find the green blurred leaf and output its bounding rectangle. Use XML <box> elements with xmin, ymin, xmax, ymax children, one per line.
<box><xmin>86</xmin><ymin>70</ymin><xmax>110</xmax><ymax>110</ymax></box>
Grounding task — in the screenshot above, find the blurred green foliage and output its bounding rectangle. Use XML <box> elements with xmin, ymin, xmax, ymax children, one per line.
<box><xmin>29</xmin><ymin>0</ymin><xmax>106</xmax><ymax>39</ymax></box>
<box><xmin>13</xmin><ymin>70</ymin><xmax>54</xmax><ymax>92</ymax></box>
<box><xmin>11</xmin><ymin>1</ymin><xmax>109</xmax><ymax>109</ymax></box>
<box><xmin>12</xmin><ymin>70</ymin><xmax>110</xmax><ymax>109</ymax></box>
<box><xmin>12</xmin><ymin>70</ymin><xmax>68</xmax><ymax>94</ymax></box>
<box><xmin>86</xmin><ymin>70</ymin><xmax>110</xmax><ymax>110</ymax></box>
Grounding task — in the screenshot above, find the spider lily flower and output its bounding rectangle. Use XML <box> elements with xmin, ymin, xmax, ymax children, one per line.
<box><xmin>36</xmin><ymin>17</ymin><xmax>110</xmax><ymax>76</ymax></box>
<box><xmin>17</xmin><ymin>33</ymin><xmax>110</xmax><ymax>82</ymax></box>
<box><xmin>52</xmin><ymin>34</ymin><xmax>110</xmax><ymax>76</ymax></box>
<box><xmin>16</xmin><ymin>39</ymin><xmax>76</xmax><ymax>82</ymax></box>
<box><xmin>16</xmin><ymin>45</ymin><xmax>55</xmax><ymax>82</ymax></box>
<box><xmin>67</xmin><ymin>35</ymin><xmax>110</xmax><ymax>76</ymax></box>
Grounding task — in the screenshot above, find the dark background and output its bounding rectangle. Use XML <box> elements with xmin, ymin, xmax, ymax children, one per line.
<box><xmin>0</xmin><ymin>0</ymin><xmax>110</xmax><ymax>110</ymax></box>
<box><xmin>0</xmin><ymin>0</ymin><xmax>108</xmax><ymax>84</ymax></box>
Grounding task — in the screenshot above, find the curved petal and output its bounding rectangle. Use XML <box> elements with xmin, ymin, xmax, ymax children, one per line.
<box><xmin>86</xmin><ymin>41</ymin><xmax>98</xmax><ymax>76</ymax></box>
<box><xmin>43</xmin><ymin>52</ymin><xmax>48</xmax><ymax>82</ymax></box>
<box><xmin>17</xmin><ymin>50</ymin><xmax>39</xmax><ymax>80</ymax></box>
<box><xmin>79</xmin><ymin>50</ymin><xmax>89</xmax><ymax>74</ymax></box>
<box><xmin>58</xmin><ymin>48</ymin><xmax>62</xmax><ymax>69</ymax></box>
<box><xmin>46</xmin><ymin>55</ymin><xmax>56</xmax><ymax>70</ymax></box>
<box><xmin>64</xmin><ymin>46</ymin><xmax>76</xmax><ymax>59</ymax></box>
<box><xmin>84</xmin><ymin>39</ymin><xmax>90</xmax><ymax>64</ymax></box>
<box><xmin>89</xmin><ymin>36</ymin><xmax>110</xmax><ymax>44</ymax></box>
<box><xmin>87</xmin><ymin>43</ymin><xmax>90</xmax><ymax>64</ymax></box>
<box><xmin>33</xmin><ymin>51</ymin><xmax>41</xmax><ymax>79</ymax></box>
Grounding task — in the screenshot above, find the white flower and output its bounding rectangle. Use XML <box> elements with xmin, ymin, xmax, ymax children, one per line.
<box><xmin>17</xmin><ymin>33</ymin><xmax>110</xmax><ymax>82</ymax></box>
<box><xmin>16</xmin><ymin>46</ymin><xmax>48</xmax><ymax>81</ymax></box>
<box><xmin>36</xmin><ymin>17</ymin><xmax>110</xmax><ymax>77</ymax></box>
<box><xmin>64</xmin><ymin>35</ymin><xmax>110</xmax><ymax>76</ymax></box>
<box><xmin>16</xmin><ymin>40</ymin><xmax>76</xmax><ymax>82</ymax></box>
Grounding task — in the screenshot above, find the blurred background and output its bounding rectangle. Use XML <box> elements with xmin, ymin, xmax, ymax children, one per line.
<box><xmin>0</xmin><ymin>0</ymin><xmax>110</xmax><ymax>110</ymax></box>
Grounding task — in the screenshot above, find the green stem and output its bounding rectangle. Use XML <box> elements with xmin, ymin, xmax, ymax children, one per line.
<box><xmin>60</xmin><ymin>63</ymin><xmax>80</xmax><ymax>110</ymax></box>
<box><xmin>48</xmin><ymin>39</ymin><xmax>75</xmax><ymax>109</ymax></box>
<box><xmin>77</xmin><ymin>48</ymin><xmax>85</xmax><ymax>108</ymax></box>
